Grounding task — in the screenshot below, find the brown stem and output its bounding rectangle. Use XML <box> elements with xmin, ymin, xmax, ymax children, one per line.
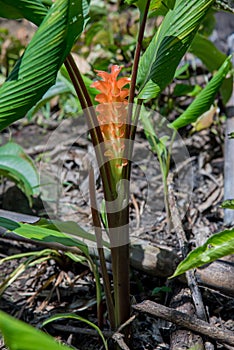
<box><xmin>64</xmin><ymin>54</ymin><xmax>116</xmax><ymax>200</ymax></box>
<box><xmin>126</xmin><ymin>0</ymin><xmax>150</xmax><ymax>141</ymax></box>
<box><xmin>89</xmin><ymin>167</ymin><xmax>115</xmax><ymax>329</ymax></box>
<box><xmin>107</xmin><ymin>199</ymin><xmax>130</xmax><ymax>330</ymax></box>
<box><xmin>128</xmin><ymin>0</ymin><xmax>151</xmax><ymax>106</ymax></box>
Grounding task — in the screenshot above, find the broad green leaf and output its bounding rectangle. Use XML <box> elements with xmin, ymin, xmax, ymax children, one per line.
<box><xmin>0</xmin><ymin>217</ymin><xmax>89</xmax><ymax>256</ymax></box>
<box><xmin>149</xmin><ymin>0</ymin><xmax>176</xmax><ymax>16</ymax></box>
<box><xmin>229</xmin><ymin>132</ymin><xmax>234</xmax><ymax>138</ymax></box>
<box><xmin>189</xmin><ymin>33</ymin><xmax>227</xmax><ymax>72</ymax></box>
<box><xmin>0</xmin><ymin>0</ymin><xmax>90</xmax><ymax>131</ymax></box>
<box><xmin>221</xmin><ymin>199</ymin><xmax>234</xmax><ymax>209</ymax></box>
<box><xmin>0</xmin><ymin>216</ymin><xmax>20</xmax><ymax>231</ymax></box>
<box><xmin>138</xmin><ymin>80</ymin><xmax>160</xmax><ymax>99</ymax></box>
<box><xmin>27</xmin><ymin>80</ymin><xmax>77</xmax><ymax>119</ymax></box>
<box><xmin>0</xmin><ymin>0</ymin><xmax>48</xmax><ymax>25</ymax></box>
<box><xmin>0</xmin><ymin>310</ymin><xmax>72</xmax><ymax>350</ymax></box>
<box><xmin>42</xmin><ymin>314</ymin><xmax>108</xmax><ymax>350</ymax></box>
<box><xmin>170</xmin><ymin>228</ymin><xmax>234</xmax><ymax>278</ymax></box>
<box><xmin>171</xmin><ymin>56</ymin><xmax>232</xmax><ymax>129</ymax></box>
<box><xmin>0</xmin><ymin>142</ymin><xmax>39</xmax><ymax>203</ymax></box>
<box><xmin>137</xmin><ymin>0</ymin><xmax>214</xmax><ymax>99</ymax></box>
<box><xmin>189</xmin><ymin>33</ymin><xmax>233</xmax><ymax>104</ymax></box>
<box><xmin>37</xmin><ymin>218</ymin><xmax>109</xmax><ymax>248</ymax></box>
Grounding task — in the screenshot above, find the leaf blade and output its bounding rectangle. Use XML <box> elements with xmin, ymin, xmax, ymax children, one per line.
<box><xmin>0</xmin><ymin>0</ymin><xmax>90</xmax><ymax>131</ymax></box>
<box><xmin>137</xmin><ymin>0</ymin><xmax>214</xmax><ymax>99</ymax></box>
<box><xmin>171</xmin><ymin>56</ymin><xmax>232</xmax><ymax>129</ymax></box>
<box><xmin>170</xmin><ymin>228</ymin><xmax>234</xmax><ymax>278</ymax></box>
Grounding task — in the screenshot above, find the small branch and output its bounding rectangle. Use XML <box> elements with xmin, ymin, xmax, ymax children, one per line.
<box><xmin>167</xmin><ymin>171</ymin><xmax>207</xmax><ymax>322</ymax></box>
<box><xmin>112</xmin><ymin>333</ymin><xmax>130</xmax><ymax>350</ymax></box>
<box><xmin>133</xmin><ymin>301</ymin><xmax>234</xmax><ymax>347</ymax></box>
<box><xmin>50</xmin><ymin>323</ymin><xmax>113</xmax><ymax>338</ymax></box>
<box><xmin>112</xmin><ymin>316</ymin><xmax>136</xmax><ymax>350</ymax></box>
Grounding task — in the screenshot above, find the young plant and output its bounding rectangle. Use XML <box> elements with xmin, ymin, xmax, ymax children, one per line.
<box><xmin>0</xmin><ymin>0</ymin><xmax>232</xmax><ymax>348</ymax></box>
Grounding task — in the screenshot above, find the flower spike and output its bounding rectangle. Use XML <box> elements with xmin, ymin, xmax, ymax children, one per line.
<box><xmin>91</xmin><ymin>65</ymin><xmax>130</xmax><ymax>169</ymax></box>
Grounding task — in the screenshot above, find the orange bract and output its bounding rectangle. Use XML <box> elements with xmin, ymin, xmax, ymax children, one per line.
<box><xmin>91</xmin><ymin>65</ymin><xmax>130</xmax><ymax>168</ymax></box>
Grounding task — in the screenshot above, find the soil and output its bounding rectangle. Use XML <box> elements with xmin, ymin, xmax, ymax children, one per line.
<box><xmin>0</xmin><ymin>9</ymin><xmax>234</xmax><ymax>350</ymax></box>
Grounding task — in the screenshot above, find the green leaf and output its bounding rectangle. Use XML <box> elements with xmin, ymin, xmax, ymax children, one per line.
<box><xmin>0</xmin><ymin>142</ymin><xmax>39</xmax><ymax>203</ymax></box>
<box><xmin>0</xmin><ymin>0</ymin><xmax>90</xmax><ymax>131</ymax></box>
<box><xmin>0</xmin><ymin>217</ymin><xmax>89</xmax><ymax>256</ymax></box>
<box><xmin>27</xmin><ymin>80</ymin><xmax>76</xmax><ymax>119</ymax></box>
<box><xmin>171</xmin><ymin>56</ymin><xmax>232</xmax><ymax>129</ymax></box>
<box><xmin>0</xmin><ymin>217</ymin><xmax>20</xmax><ymax>231</ymax></box>
<box><xmin>37</xmin><ymin>218</ymin><xmax>109</xmax><ymax>248</ymax></box>
<box><xmin>0</xmin><ymin>0</ymin><xmax>48</xmax><ymax>26</ymax></box>
<box><xmin>221</xmin><ymin>199</ymin><xmax>234</xmax><ymax>209</ymax></box>
<box><xmin>42</xmin><ymin>313</ymin><xmax>108</xmax><ymax>350</ymax></box>
<box><xmin>189</xmin><ymin>33</ymin><xmax>233</xmax><ymax>104</ymax></box>
<box><xmin>170</xmin><ymin>228</ymin><xmax>234</xmax><ymax>278</ymax></box>
<box><xmin>229</xmin><ymin>132</ymin><xmax>234</xmax><ymax>139</ymax></box>
<box><xmin>137</xmin><ymin>0</ymin><xmax>214</xmax><ymax>99</ymax></box>
<box><xmin>189</xmin><ymin>33</ymin><xmax>227</xmax><ymax>72</ymax></box>
<box><xmin>0</xmin><ymin>310</ymin><xmax>72</xmax><ymax>350</ymax></box>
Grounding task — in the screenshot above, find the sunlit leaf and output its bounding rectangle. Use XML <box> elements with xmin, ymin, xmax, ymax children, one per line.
<box><xmin>0</xmin><ymin>142</ymin><xmax>39</xmax><ymax>204</ymax></box>
<box><xmin>189</xmin><ymin>33</ymin><xmax>227</xmax><ymax>72</ymax></box>
<box><xmin>170</xmin><ymin>228</ymin><xmax>234</xmax><ymax>278</ymax></box>
<box><xmin>221</xmin><ymin>199</ymin><xmax>234</xmax><ymax>209</ymax></box>
<box><xmin>137</xmin><ymin>0</ymin><xmax>214</xmax><ymax>99</ymax></box>
<box><xmin>171</xmin><ymin>56</ymin><xmax>232</xmax><ymax>129</ymax></box>
<box><xmin>0</xmin><ymin>217</ymin><xmax>89</xmax><ymax>256</ymax></box>
<box><xmin>0</xmin><ymin>0</ymin><xmax>48</xmax><ymax>25</ymax></box>
<box><xmin>0</xmin><ymin>0</ymin><xmax>90</xmax><ymax>131</ymax></box>
<box><xmin>0</xmin><ymin>310</ymin><xmax>72</xmax><ymax>350</ymax></box>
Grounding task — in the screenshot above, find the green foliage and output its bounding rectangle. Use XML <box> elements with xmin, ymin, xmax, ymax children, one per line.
<box><xmin>0</xmin><ymin>216</ymin><xmax>89</xmax><ymax>256</ymax></box>
<box><xmin>170</xmin><ymin>228</ymin><xmax>234</xmax><ymax>278</ymax></box>
<box><xmin>0</xmin><ymin>310</ymin><xmax>72</xmax><ymax>350</ymax></box>
<box><xmin>42</xmin><ymin>314</ymin><xmax>108</xmax><ymax>350</ymax></box>
<box><xmin>221</xmin><ymin>199</ymin><xmax>234</xmax><ymax>209</ymax></box>
<box><xmin>0</xmin><ymin>141</ymin><xmax>39</xmax><ymax>204</ymax></box>
<box><xmin>137</xmin><ymin>0</ymin><xmax>214</xmax><ymax>99</ymax></box>
<box><xmin>0</xmin><ymin>0</ymin><xmax>90</xmax><ymax>131</ymax></box>
<box><xmin>171</xmin><ymin>56</ymin><xmax>232</xmax><ymax>129</ymax></box>
<box><xmin>189</xmin><ymin>33</ymin><xmax>227</xmax><ymax>72</ymax></box>
<box><xmin>0</xmin><ymin>0</ymin><xmax>48</xmax><ymax>25</ymax></box>
<box><xmin>27</xmin><ymin>68</ymin><xmax>98</xmax><ymax>119</ymax></box>
<box><xmin>0</xmin><ymin>247</ymin><xmax>68</xmax><ymax>296</ymax></box>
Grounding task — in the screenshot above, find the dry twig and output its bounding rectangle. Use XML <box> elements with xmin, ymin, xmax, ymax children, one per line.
<box><xmin>133</xmin><ymin>301</ymin><xmax>234</xmax><ymax>347</ymax></box>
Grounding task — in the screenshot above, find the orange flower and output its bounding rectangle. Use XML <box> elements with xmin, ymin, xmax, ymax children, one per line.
<box><xmin>91</xmin><ymin>65</ymin><xmax>130</xmax><ymax>168</ymax></box>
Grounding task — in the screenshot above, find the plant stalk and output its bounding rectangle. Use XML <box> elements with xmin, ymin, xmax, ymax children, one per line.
<box><xmin>89</xmin><ymin>167</ymin><xmax>115</xmax><ymax>330</ymax></box>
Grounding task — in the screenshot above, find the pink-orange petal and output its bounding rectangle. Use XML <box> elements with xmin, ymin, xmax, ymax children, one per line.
<box><xmin>117</xmin><ymin>77</ymin><xmax>130</xmax><ymax>89</ymax></box>
<box><xmin>110</xmin><ymin>65</ymin><xmax>122</xmax><ymax>80</ymax></box>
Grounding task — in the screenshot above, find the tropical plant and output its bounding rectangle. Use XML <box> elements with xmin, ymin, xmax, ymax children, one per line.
<box><xmin>0</xmin><ymin>0</ymin><xmax>232</xmax><ymax>348</ymax></box>
<box><xmin>0</xmin><ymin>141</ymin><xmax>39</xmax><ymax>205</ymax></box>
